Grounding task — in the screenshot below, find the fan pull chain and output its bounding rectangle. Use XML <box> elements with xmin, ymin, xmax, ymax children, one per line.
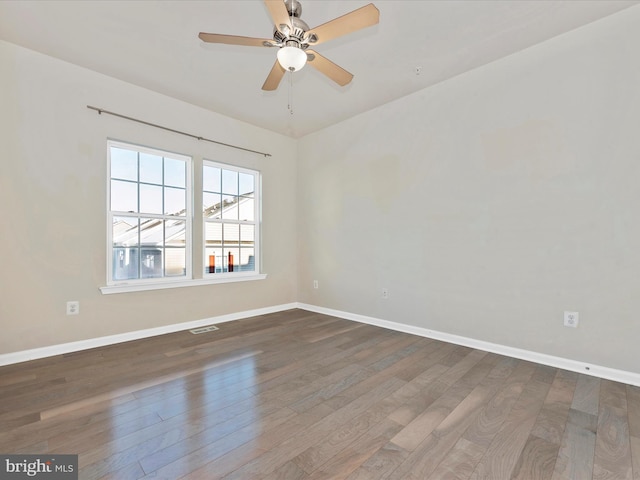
<box><xmin>288</xmin><ymin>70</ymin><xmax>294</xmax><ymax>115</ymax></box>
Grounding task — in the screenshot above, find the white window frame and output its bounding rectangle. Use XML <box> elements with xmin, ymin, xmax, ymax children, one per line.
<box><xmin>203</xmin><ymin>159</ymin><xmax>261</xmax><ymax>280</ymax></box>
<box><xmin>101</xmin><ymin>141</ymin><xmax>266</xmax><ymax>295</ymax></box>
<box><xmin>105</xmin><ymin>140</ymin><xmax>193</xmax><ymax>288</ymax></box>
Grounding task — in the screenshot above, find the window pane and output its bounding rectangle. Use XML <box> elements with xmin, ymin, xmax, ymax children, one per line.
<box><xmin>238</xmin><ymin>196</ymin><xmax>254</xmax><ymax>221</ymax></box>
<box><xmin>205</xmin><ymin>222</ymin><xmax>222</xmax><ymax>247</ymax></box>
<box><xmin>165</xmin><ymin>187</ymin><xmax>186</xmax><ymax>216</ymax></box>
<box><xmin>140</xmin><ymin>153</ymin><xmax>163</xmax><ymax>185</ymax></box>
<box><xmin>239</xmin><ymin>248</ymin><xmax>255</xmax><ymax>272</ymax></box>
<box><xmin>110</xmin><ymin>147</ymin><xmax>137</xmax><ymax>181</ymax></box>
<box><xmin>165</xmin><ymin>220</ymin><xmax>186</xmax><ymax>247</ymax></box>
<box><xmin>222</xmin><ymin>169</ymin><xmax>238</xmax><ymax>195</ymax></box>
<box><xmin>239</xmin><ymin>172</ymin><xmax>254</xmax><ymax>196</ymax></box>
<box><xmin>204</xmin><ymin>192</ymin><xmax>222</xmax><ymax>218</ymax></box>
<box><xmin>223</xmin><ymin>224</ymin><xmax>240</xmax><ymax>247</ymax></box>
<box><xmin>203</xmin><ymin>166</ymin><xmax>221</xmax><ymax>193</ymax></box>
<box><xmin>113</xmin><ymin>217</ymin><xmax>139</xmax><ymax>247</ymax></box>
<box><xmin>224</xmin><ymin>248</ymin><xmax>240</xmax><ymax>273</ymax></box>
<box><xmin>141</xmin><ymin>248</ymin><xmax>163</xmax><ymax>278</ymax></box>
<box><xmin>205</xmin><ymin>248</ymin><xmax>223</xmax><ymax>274</ymax></box>
<box><xmin>165</xmin><ymin>248</ymin><xmax>186</xmax><ymax>276</ymax></box>
<box><xmin>139</xmin><ymin>218</ymin><xmax>163</xmax><ymax>246</ymax></box>
<box><xmin>140</xmin><ymin>184</ymin><xmax>163</xmax><ymax>214</ymax></box>
<box><xmin>113</xmin><ymin>247</ymin><xmax>139</xmax><ymax>280</ymax></box>
<box><xmin>111</xmin><ymin>180</ymin><xmax>138</xmax><ymax>213</ymax></box>
<box><xmin>222</xmin><ymin>195</ymin><xmax>239</xmax><ymax>220</ymax></box>
<box><xmin>165</xmin><ymin>158</ymin><xmax>186</xmax><ymax>188</ymax></box>
<box><xmin>240</xmin><ymin>224</ymin><xmax>254</xmax><ymax>247</ymax></box>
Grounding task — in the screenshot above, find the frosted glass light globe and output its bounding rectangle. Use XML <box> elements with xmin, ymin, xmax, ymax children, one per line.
<box><xmin>277</xmin><ymin>46</ymin><xmax>307</xmax><ymax>72</ymax></box>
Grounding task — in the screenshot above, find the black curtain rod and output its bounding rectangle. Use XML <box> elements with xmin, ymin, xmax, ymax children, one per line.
<box><xmin>87</xmin><ymin>105</ymin><xmax>271</xmax><ymax>158</ymax></box>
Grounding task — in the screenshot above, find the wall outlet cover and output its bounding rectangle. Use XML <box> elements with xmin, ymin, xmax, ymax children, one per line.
<box><xmin>564</xmin><ymin>311</ymin><xmax>579</xmax><ymax>328</ymax></box>
<box><xmin>66</xmin><ymin>301</ymin><xmax>80</xmax><ymax>315</ymax></box>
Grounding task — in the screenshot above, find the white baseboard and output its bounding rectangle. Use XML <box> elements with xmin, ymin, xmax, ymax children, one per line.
<box><xmin>0</xmin><ymin>303</ymin><xmax>298</xmax><ymax>367</ymax></box>
<box><xmin>297</xmin><ymin>303</ymin><xmax>640</xmax><ymax>387</ymax></box>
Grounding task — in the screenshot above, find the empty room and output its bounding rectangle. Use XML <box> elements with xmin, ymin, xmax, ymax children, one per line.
<box><xmin>1</xmin><ymin>1</ymin><xmax>639</xmax><ymax>478</ymax></box>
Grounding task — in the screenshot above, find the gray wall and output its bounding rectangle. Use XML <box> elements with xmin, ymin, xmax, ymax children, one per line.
<box><xmin>297</xmin><ymin>8</ymin><xmax>640</xmax><ymax>373</ymax></box>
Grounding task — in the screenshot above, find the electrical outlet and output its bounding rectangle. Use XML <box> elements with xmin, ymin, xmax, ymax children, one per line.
<box><xmin>66</xmin><ymin>301</ymin><xmax>80</xmax><ymax>315</ymax></box>
<box><xmin>564</xmin><ymin>311</ymin><xmax>579</xmax><ymax>328</ymax></box>
<box><xmin>382</xmin><ymin>288</ymin><xmax>389</xmax><ymax>299</ymax></box>
<box><xmin>313</xmin><ymin>280</ymin><xmax>319</xmax><ymax>289</ymax></box>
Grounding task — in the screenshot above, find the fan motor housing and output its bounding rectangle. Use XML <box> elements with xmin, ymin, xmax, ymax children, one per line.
<box><xmin>273</xmin><ymin>16</ymin><xmax>309</xmax><ymax>44</ymax></box>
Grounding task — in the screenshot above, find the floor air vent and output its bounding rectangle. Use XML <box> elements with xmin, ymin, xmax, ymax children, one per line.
<box><xmin>189</xmin><ymin>325</ymin><xmax>220</xmax><ymax>334</ymax></box>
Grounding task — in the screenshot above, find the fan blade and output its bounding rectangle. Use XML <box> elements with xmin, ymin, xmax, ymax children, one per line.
<box><xmin>306</xmin><ymin>3</ymin><xmax>379</xmax><ymax>45</ymax></box>
<box><xmin>199</xmin><ymin>32</ymin><xmax>275</xmax><ymax>47</ymax></box>
<box><xmin>262</xmin><ymin>60</ymin><xmax>286</xmax><ymax>91</ymax></box>
<box><xmin>307</xmin><ymin>50</ymin><xmax>353</xmax><ymax>86</ymax></box>
<box><xmin>264</xmin><ymin>0</ymin><xmax>292</xmax><ymax>32</ymax></box>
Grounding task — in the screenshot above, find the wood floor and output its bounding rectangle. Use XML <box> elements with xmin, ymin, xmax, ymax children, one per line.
<box><xmin>1</xmin><ymin>309</ymin><xmax>638</xmax><ymax>479</ymax></box>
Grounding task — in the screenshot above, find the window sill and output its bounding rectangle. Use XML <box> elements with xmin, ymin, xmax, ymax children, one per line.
<box><xmin>100</xmin><ymin>274</ymin><xmax>267</xmax><ymax>295</ymax></box>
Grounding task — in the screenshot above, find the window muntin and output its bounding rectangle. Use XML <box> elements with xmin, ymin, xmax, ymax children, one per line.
<box><xmin>108</xmin><ymin>141</ymin><xmax>191</xmax><ymax>284</ymax></box>
<box><xmin>203</xmin><ymin>161</ymin><xmax>259</xmax><ymax>276</ymax></box>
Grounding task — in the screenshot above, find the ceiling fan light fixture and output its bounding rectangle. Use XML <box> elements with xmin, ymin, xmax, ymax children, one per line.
<box><xmin>277</xmin><ymin>44</ymin><xmax>307</xmax><ymax>72</ymax></box>
<box><xmin>198</xmin><ymin>0</ymin><xmax>380</xmax><ymax>91</ymax></box>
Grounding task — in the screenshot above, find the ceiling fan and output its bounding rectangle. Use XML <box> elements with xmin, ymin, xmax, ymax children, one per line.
<box><xmin>199</xmin><ymin>0</ymin><xmax>379</xmax><ymax>91</ymax></box>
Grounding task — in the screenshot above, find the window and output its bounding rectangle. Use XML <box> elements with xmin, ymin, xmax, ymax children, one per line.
<box><xmin>203</xmin><ymin>161</ymin><xmax>259</xmax><ymax>276</ymax></box>
<box><xmin>104</xmin><ymin>140</ymin><xmax>264</xmax><ymax>293</ymax></box>
<box><xmin>108</xmin><ymin>141</ymin><xmax>191</xmax><ymax>284</ymax></box>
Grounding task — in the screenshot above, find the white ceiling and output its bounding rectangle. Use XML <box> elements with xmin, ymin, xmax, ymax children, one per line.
<box><xmin>0</xmin><ymin>0</ymin><xmax>637</xmax><ymax>138</ymax></box>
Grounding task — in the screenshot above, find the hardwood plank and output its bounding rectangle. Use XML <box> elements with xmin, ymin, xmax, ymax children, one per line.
<box><xmin>344</xmin><ymin>441</ymin><xmax>409</xmax><ymax>480</ymax></box>
<box><xmin>322</xmin><ymin>344</ymin><xmax>451</xmax><ymax>412</ymax></box>
<box><xmin>348</xmin><ymin>355</ymin><xmax>507</xmax><ymax>480</ymax></box>
<box><xmin>426</xmin><ymin>359</ymin><xmax>529</xmax><ymax>480</ymax></box>
<box><xmin>551</xmin><ymin>408</ymin><xmax>597</xmax><ymax>480</ymax></box>
<box><xmin>627</xmin><ymin>385</ymin><xmax>640</xmax><ymax>438</ymax></box>
<box><xmin>179</xmin><ymin>403</ymin><xmax>336</xmax><ymax>480</ymax></box>
<box><xmin>291</xmin><ymin>368</ymin><xmax>435</xmax><ymax>477</ymax></box>
<box><xmin>384</xmin><ymin>355</ymin><xmax>513</xmax><ymax>479</ymax></box>
<box><xmin>630</xmin><ymin>435</ymin><xmax>640</xmax><ymax>480</ymax></box>
<box><xmin>222</xmin><ymin>377</ymin><xmax>407</xmax><ymax>480</ymax></box>
<box><xmin>291</xmin><ymin>400</ymin><xmax>396</xmax><ymax>474</ymax></box>
<box><xmin>270</xmin><ymin>460</ymin><xmax>308</xmax><ymax>480</ymax></box>
<box><xmin>469</xmin><ymin>365</ymin><xmax>554</xmax><ymax>479</ymax></box>
<box><xmin>85</xmin><ymin>402</ymin><xmax>289</xmax><ymax>475</ymax></box>
<box><xmin>389</xmin><ymin>351</ymin><xmax>491</xmax><ymax>451</ymax></box>
<box><xmin>0</xmin><ymin>371</ymin><xmax>37</xmax><ymax>387</ymax></box>
<box><xmin>510</xmin><ymin>434</ymin><xmax>558</xmax><ymax>480</ymax></box>
<box><xmin>593</xmin><ymin>380</ymin><xmax>633</xmax><ymax>479</ymax></box>
<box><xmin>123</xmin><ymin>405</ymin><xmax>296</xmax><ymax>480</ymax></box>
<box><xmin>287</xmin><ymin>364</ymin><xmax>373</xmax><ymax>413</ymax></box>
<box><xmin>572</xmin><ymin>374</ymin><xmax>601</xmax><ymax>416</ymax></box>
<box><xmin>96</xmin><ymin>461</ymin><xmax>145</xmax><ymax>480</ymax></box>
<box><xmin>531</xmin><ymin>369</ymin><xmax>578</xmax><ymax>445</ymax></box>
<box><xmin>428</xmin><ymin>438</ymin><xmax>486</xmax><ymax>480</ymax></box>
<box><xmin>386</xmin><ymin>363</ymin><xmax>452</xmax><ymax>426</ymax></box>
<box><xmin>305</xmin><ymin>418</ymin><xmax>403</xmax><ymax>480</ymax></box>
<box><xmin>461</xmin><ymin>359</ymin><xmax>535</xmax><ymax>449</ymax></box>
